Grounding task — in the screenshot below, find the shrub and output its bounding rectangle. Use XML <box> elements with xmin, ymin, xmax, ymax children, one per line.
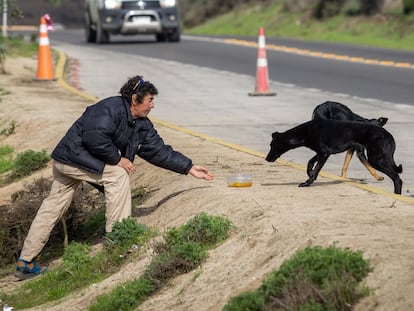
<box><xmin>61</xmin><ymin>242</ymin><xmax>92</xmax><ymax>274</ymax></box>
<box><xmin>105</xmin><ymin>217</ymin><xmax>147</xmax><ymax>248</ymax></box>
<box><xmin>341</xmin><ymin>0</ymin><xmax>363</xmax><ymax>15</ymax></box>
<box><xmin>11</xmin><ymin>149</ymin><xmax>50</xmax><ymax>178</ymax></box>
<box><xmin>224</xmin><ymin>245</ymin><xmax>372</xmax><ymax>311</ymax></box>
<box><xmin>0</xmin><ymin>216</ymin><xmax>152</xmax><ymax>309</ymax></box>
<box><xmin>165</xmin><ymin>211</ymin><xmax>234</xmax><ymax>247</ymax></box>
<box><xmin>90</xmin><ymin>213</ymin><xmax>234</xmax><ymax>311</ymax></box>
<box><xmin>404</xmin><ymin>0</ymin><xmax>414</xmax><ymax>14</ymax></box>
<box><xmin>0</xmin><ymin>178</ymin><xmax>107</xmax><ymax>268</ymax></box>
<box><xmin>0</xmin><ymin>120</ymin><xmax>16</xmax><ymax>136</ymax></box>
<box><xmin>0</xmin><ymin>145</ymin><xmax>14</xmax><ymax>174</ymax></box>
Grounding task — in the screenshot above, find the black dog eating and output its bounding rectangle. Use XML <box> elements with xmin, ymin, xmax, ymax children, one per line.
<box><xmin>265</xmin><ymin>118</ymin><xmax>403</xmax><ymax>194</ymax></box>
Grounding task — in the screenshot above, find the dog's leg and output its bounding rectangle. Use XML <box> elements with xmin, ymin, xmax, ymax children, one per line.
<box><xmin>368</xmin><ymin>156</ymin><xmax>402</xmax><ymax>194</ymax></box>
<box><xmin>361</xmin><ymin>160</ymin><xmax>384</xmax><ymax>181</ymax></box>
<box><xmin>355</xmin><ymin>145</ymin><xmax>384</xmax><ymax>181</ymax></box>
<box><xmin>307</xmin><ymin>155</ymin><xmax>318</xmax><ymax>178</ymax></box>
<box><xmin>300</xmin><ymin>154</ymin><xmax>329</xmax><ymax>187</ymax></box>
<box><xmin>341</xmin><ymin>149</ymin><xmax>354</xmax><ymax>178</ymax></box>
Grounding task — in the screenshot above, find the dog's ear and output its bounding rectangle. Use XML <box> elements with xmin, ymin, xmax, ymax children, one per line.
<box><xmin>378</xmin><ymin>117</ymin><xmax>388</xmax><ymax>126</ymax></box>
<box><xmin>272</xmin><ymin>132</ymin><xmax>280</xmax><ymax>139</ymax></box>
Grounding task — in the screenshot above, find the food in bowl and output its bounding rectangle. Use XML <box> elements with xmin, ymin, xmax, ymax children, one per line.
<box><xmin>226</xmin><ymin>173</ymin><xmax>253</xmax><ymax>187</ymax></box>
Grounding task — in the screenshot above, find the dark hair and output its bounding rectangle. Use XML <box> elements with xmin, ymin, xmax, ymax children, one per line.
<box><xmin>119</xmin><ymin>75</ymin><xmax>158</xmax><ymax>104</ymax></box>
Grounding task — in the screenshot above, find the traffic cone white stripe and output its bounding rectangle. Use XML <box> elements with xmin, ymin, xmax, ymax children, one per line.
<box><xmin>39</xmin><ymin>37</ymin><xmax>50</xmax><ymax>46</ymax></box>
<box><xmin>39</xmin><ymin>24</ymin><xmax>47</xmax><ymax>33</ymax></box>
<box><xmin>257</xmin><ymin>58</ymin><xmax>268</xmax><ymax>67</ymax></box>
<box><xmin>258</xmin><ymin>36</ymin><xmax>265</xmax><ymax>47</ymax></box>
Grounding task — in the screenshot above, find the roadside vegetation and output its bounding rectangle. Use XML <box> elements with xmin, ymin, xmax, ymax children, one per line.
<box><xmin>0</xmin><ymin>34</ymin><xmax>37</xmax><ymax>73</ymax></box>
<box><xmin>0</xmin><ymin>34</ymin><xmax>37</xmax><ymax>57</ymax></box>
<box><xmin>0</xmin><ymin>145</ymin><xmax>14</xmax><ymax>174</ymax></box>
<box><xmin>0</xmin><ymin>145</ymin><xmax>50</xmax><ymax>185</ymax></box>
<box><xmin>183</xmin><ymin>0</ymin><xmax>414</xmax><ymax>51</ymax></box>
<box><xmin>89</xmin><ymin>212</ymin><xmax>234</xmax><ymax>311</ymax></box>
<box><xmin>223</xmin><ymin>244</ymin><xmax>372</xmax><ymax>311</ymax></box>
<box><xmin>0</xmin><ymin>217</ymin><xmax>155</xmax><ymax>309</ymax></box>
<box><xmin>0</xmin><ymin>178</ymin><xmax>107</xmax><ymax>272</ymax></box>
<box><xmin>0</xmin><ymin>213</ymin><xmax>234</xmax><ymax>310</ymax></box>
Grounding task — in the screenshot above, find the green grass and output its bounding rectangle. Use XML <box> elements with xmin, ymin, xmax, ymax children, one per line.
<box><xmin>7</xmin><ymin>149</ymin><xmax>50</xmax><ymax>181</ymax></box>
<box><xmin>89</xmin><ymin>212</ymin><xmax>234</xmax><ymax>311</ymax></box>
<box><xmin>0</xmin><ymin>88</ymin><xmax>12</xmax><ymax>96</ymax></box>
<box><xmin>0</xmin><ymin>34</ymin><xmax>38</xmax><ymax>58</ymax></box>
<box><xmin>0</xmin><ymin>147</ymin><xmax>51</xmax><ymax>184</ymax></box>
<box><xmin>223</xmin><ymin>244</ymin><xmax>372</xmax><ymax>311</ymax></box>
<box><xmin>186</xmin><ymin>1</ymin><xmax>414</xmax><ymax>51</ymax></box>
<box><xmin>0</xmin><ymin>145</ymin><xmax>15</xmax><ymax>174</ymax></box>
<box><xmin>0</xmin><ymin>217</ymin><xmax>154</xmax><ymax>309</ymax></box>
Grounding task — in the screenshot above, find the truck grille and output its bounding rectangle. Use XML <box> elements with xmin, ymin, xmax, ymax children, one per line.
<box><xmin>121</xmin><ymin>1</ymin><xmax>161</xmax><ymax>10</ymax></box>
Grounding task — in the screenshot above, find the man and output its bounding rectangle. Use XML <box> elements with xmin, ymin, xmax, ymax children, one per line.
<box><xmin>15</xmin><ymin>75</ymin><xmax>213</xmax><ymax>280</ymax></box>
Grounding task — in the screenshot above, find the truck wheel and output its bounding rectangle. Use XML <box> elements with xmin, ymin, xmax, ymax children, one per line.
<box><xmin>84</xmin><ymin>12</ymin><xmax>96</xmax><ymax>43</ymax></box>
<box><xmin>96</xmin><ymin>17</ymin><xmax>110</xmax><ymax>44</ymax></box>
<box><xmin>167</xmin><ymin>27</ymin><xmax>180</xmax><ymax>42</ymax></box>
<box><xmin>156</xmin><ymin>33</ymin><xmax>167</xmax><ymax>42</ymax></box>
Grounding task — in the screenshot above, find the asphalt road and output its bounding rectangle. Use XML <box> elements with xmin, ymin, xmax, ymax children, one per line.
<box><xmin>48</xmin><ymin>28</ymin><xmax>414</xmax><ymax>106</ymax></box>
<box><xmin>46</xmin><ymin>29</ymin><xmax>414</xmax><ymax>198</ymax></box>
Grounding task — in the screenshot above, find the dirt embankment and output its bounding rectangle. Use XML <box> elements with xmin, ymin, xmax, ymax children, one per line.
<box><xmin>1</xmin><ymin>57</ymin><xmax>414</xmax><ymax>311</ymax></box>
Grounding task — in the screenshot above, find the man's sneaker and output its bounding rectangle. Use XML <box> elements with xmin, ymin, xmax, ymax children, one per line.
<box><xmin>15</xmin><ymin>258</ymin><xmax>47</xmax><ymax>281</ymax></box>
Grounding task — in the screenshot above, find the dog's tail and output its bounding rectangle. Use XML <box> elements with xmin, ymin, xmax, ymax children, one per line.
<box><xmin>396</xmin><ymin>164</ymin><xmax>403</xmax><ymax>174</ymax></box>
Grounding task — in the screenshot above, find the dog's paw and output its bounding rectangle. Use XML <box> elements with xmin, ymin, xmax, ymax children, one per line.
<box><xmin>299</xmin><ymin>182</ymin><xmax>311</xmax><ymax>187</ymax></box>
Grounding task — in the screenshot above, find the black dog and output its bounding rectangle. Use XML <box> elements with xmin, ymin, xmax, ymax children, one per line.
<box><xmin>265</xmin><ymin>118</ymin><xmax>403</xmax><ymax>194</ymax></box>
<box><xmin>312</xmin><ymin>101</ymin><xmax>388</xmax><ymax>181</ymax></box>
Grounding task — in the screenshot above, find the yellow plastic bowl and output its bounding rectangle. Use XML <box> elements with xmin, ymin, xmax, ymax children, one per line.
<box><xmin>226</xmin><ymin>173</ymin><xmax>253</xmax><ymax>187</ymax></box>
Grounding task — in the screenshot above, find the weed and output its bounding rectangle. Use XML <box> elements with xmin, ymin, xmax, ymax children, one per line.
<box><xmin>0</xmin><ymin>35</ymin><xmax>38</xmax><ymax>58</ymax></box>
<box><xmin>106</xmin><ymin>217</ymin><xmax>147</xmax><ymax>248</ymax></box>
<box><xmin>0</xmin><ymin>217</ymin><xmax>153</xmax><ymax>309</ymax></box>
<box><xmin>0</xmin><ymin>44</ymin><xmax>6</xmax><ymax>74</ymax></box>
<box><xmin>223</xmin><ymin>244</ymin><xmax>372</xmax><ymax>310</ymax></box>
<box><xmin>131</xmin><ymin>185</ymin><xmax>148</xmax><ymax>206</ymax></box>
<box><xmin>82</xmin><ymin>211</ymin><xmax>105</xmax><ymax>237</ymax></box>
<box><xmin>90</xmin><ymin>277</ymin><xmax>154</xmax><ymax>311</ymax></box>
<box><xmin>9</xmin><ymin>149</ymin><xmax>50</xmax><ymax>179</ymax></box>
<box><xmin>89</xmin><ymin>213</ymin><xmax>234</xmax><ymax>311</ymax></box>
<box><xmin>61</xmin><ymin>242</ymin><xmax>92</xmax><ymax>275</ymax></box>
<box><xmin>0</xmin><ymin>145</ymin><xmax>14</xmax><ymax>157</ymax></box>
<box><xmin>0</xmin><ymin>144</ymin><xmax>50</xmax><ymax>185</ymax></box>
<box><xmin>165</xmin><ymin>211</ymin><xmax>234</xmax><ymax>247</ymax></box>
<box><xmin>0</xmin><ymin>178</ymin><xmax>106</xmax><ymax>268</ymax></box>
<box><xmin>0</xmin><ymin>120</ymin><xmax>16</xmax><ymax>136</ymax></box>
<box><xmin>0</xmin><ymin>145</ymin><xmax>14</xmax><ymax>174</ymax></box>
<box><xmin>0</xmin><ymin>88</ymin><xmax>12</xmax><ymax>96</ymax></box>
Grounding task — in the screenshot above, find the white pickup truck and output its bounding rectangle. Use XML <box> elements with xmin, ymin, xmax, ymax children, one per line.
<box><xmin>84</xmin><ymin>0</ymin><xmax>180</xmax><ymax>43</ymax></box>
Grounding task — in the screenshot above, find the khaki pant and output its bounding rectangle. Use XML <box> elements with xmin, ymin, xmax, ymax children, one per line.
<box><xmin>20</xmin><ymin>160</ymin><xmax>131</xmax><ymax>262</ymax></box>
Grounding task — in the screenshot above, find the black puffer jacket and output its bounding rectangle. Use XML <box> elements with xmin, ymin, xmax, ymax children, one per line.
<box><xmin>51</xmin><ymin>96</ymin><xmax>192</xmax><ymax>175</ymax></box>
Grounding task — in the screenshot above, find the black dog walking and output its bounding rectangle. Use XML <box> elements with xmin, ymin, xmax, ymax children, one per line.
<box><xmin>265</xmin><ymin>118</ymin><xmax>403</xmax><ymax>194</ymax></box>
<box><xmin>312</xmin><ymin>101</ymin><xmax>388</xmax><ymax>181</ymax></box>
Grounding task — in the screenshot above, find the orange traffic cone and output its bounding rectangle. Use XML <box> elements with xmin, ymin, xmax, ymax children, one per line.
<box><xmin>249</xmin><ymin>27</ymin><xmax>276</xmax><ymax>96</ymax></box>
<box><xmin>35</xmin><ymin>15</ymin><xmax>55</xmax><ymax>80</ymax></box>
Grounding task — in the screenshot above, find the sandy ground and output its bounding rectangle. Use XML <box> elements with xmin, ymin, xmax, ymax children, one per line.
<box><xmin>1</xmin><ymin>57</ymin><xmax>414</xmax><ymax>311</ymax></box>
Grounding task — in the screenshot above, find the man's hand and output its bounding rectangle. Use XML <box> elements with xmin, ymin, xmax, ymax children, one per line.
<box><xmin>189</xmin><ymin>165</ymin><xmax>214</xmax><ymax>180</ymax></box>
<box><xmin>117</xmin><ymin>157</ymin><xmax>137</xmax><ymax>174</ymax></box>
